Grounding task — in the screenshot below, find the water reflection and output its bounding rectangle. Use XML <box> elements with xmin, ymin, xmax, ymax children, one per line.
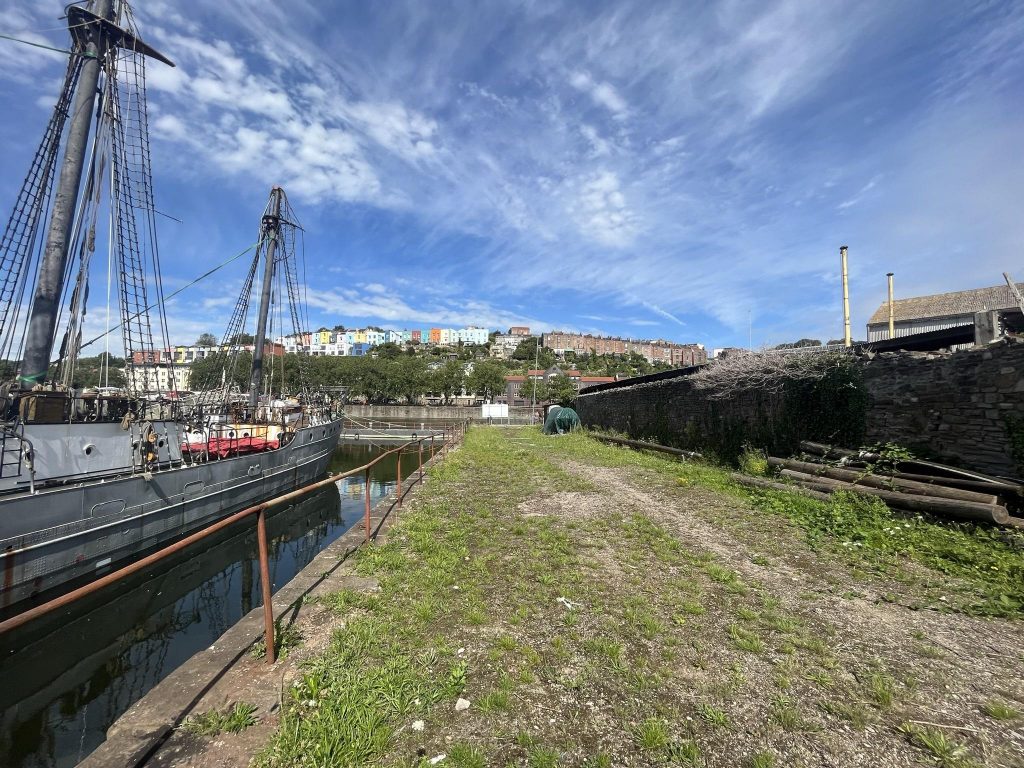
<box><xmin>0</xmin><ymin>443</ymin><xmax>395</xmax><ymax>768</ymax></box>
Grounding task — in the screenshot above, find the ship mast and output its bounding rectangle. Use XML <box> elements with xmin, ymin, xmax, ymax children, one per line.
<box><xmin>249</xmin><ymin>187</ymin><xmax>283</xmax><ymax>408</ymax></box>
<box><xmin>15</xmin><ymin>0</ymin><xmax>173</xmax><ymax>389</ymax></box>
<box><xmin>19</xmin><ymin>0</ymin><xmax>113</xmax><ymax>387</ymax></box>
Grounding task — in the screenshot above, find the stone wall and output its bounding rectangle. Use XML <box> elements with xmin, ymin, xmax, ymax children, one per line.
<box><xmin>859</xmin><ymin>340</ymin><xmax>1024</xmax><ymax>476</ymax></box>
<box><xmin>576</xmin><ymin>340</ymin><xmax>1024</xmax><ymax>476</ymax></box>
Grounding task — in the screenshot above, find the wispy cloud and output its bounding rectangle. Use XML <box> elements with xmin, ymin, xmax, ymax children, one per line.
<box><xmin>1</xmin><ymin>0</ymin><xmax>1022</xmax><ymax>352</ymax></box>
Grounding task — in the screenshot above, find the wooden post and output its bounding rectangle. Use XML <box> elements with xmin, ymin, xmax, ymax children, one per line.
<box><xmin>256</xmin><ymin>507</ymin><xmax>275</xmax><ymax>664</ymax></box>
<box><xmin>419</xmin><ymin>441</ymin><xmax>423</xmax><ymax>481</ymax></box>
<box><xmin>364</xmin><ymin>467</ymin><xmax>371</xmax><ymax>542</ymax></box>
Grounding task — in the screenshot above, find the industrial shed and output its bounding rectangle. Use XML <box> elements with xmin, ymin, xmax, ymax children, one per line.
<box><xmin>866</xmin><ymin>281</ymin><xmax>1024</xmax><ymax>342</ymax></box>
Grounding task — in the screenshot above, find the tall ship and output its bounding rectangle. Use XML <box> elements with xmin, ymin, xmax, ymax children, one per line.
<box><xmin>0</xmin><ymin>1</ymin><xmax>342</xmax><ymax>611</ymax></box>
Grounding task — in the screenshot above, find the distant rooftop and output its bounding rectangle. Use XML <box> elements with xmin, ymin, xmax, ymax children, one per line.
<box><xmin>867</xmin><ymin>282</ymin><xmax>1024</xmax><ymax>325</ymax></box>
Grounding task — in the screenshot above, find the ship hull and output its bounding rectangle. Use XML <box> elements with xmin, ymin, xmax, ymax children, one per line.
<box><xmin>0</xmin><ymin>419</ymin><xmax>342</xmax><ymax>612</ymax></box>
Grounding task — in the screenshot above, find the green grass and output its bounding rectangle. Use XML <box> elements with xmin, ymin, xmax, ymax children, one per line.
<box><xmin>181</xmin><ymin>702</ymin><xmax>258</xmax><ymax>736</ymax></box>
<box><xmin>980</xmin><ymin>699</ymin><xmax>1020</xmax><ymax>720</ymax></box>
<box><xmin>540</xmin><ymin>431</ymin><xmax>1024</xmax><ymax>618</ymax></box>
<box><xmin>253</xmin><ymin>427</ymin><xmax>1022</xmax><ymax>767</ymax></box>
<box><xmin>448</xmin><ymin>743</ymin><xmax>487</xmax><ymax>768</ymax></box>
<box><xmin>633</xmin><ymin>717</ymin><xmax>671</xmax><ymax>751</ymax></box>
<box><xmin>900</xmin><ymin>722</ymin><xmax>980</xmax><ymax>768</ymax></box>
<box><xmin>697</xmin><ymin>701</ymin><xmax>730</xmax><ymax>728</ymax></box>
<box><xmin>678</xmin><ymin>600</ymin><xmax>706</xmax><ymax>616</ymax></box>
<box><xmin>477</xmin><ymin>689</ymin><xmax>511</xmax><ymax>714</ymax></box>
<box><xmin>749</xmin><ymin>753</ymin><xmax>776</xmax><ymax>768</ymax></box>
<box><xmin>666</xmin><ymin>740</ymin><xmax>701</xmax><ymax>765</ymax></box>
<box><xmin>728</xmin><ymin>623</ymin><xmax>765</xmax><ymax>654</ymax></box>
<box><xmin>250</xmin><ymin>620</ymin><xmax>303</xmax><ymax>661</ymax></box>
<box><xmin>867</xmin><ymin>672</ymin><xmax>897</xmax><ymax>709</ymax></box>
<box><xmin>770</xmin><ymin>696</ymin><xmax>804</xmax><ymax>731</ymax></box>
<box><xmin>526</xmin><ymin>746</ymin><xmax>562</xmax><ymax>767</ymax></box>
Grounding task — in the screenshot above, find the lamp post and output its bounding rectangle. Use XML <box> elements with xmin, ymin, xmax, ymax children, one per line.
<box><xmin>531</xmin><ymin>336</ymin><xmax>539</xmax><ymax>424</ymax></box>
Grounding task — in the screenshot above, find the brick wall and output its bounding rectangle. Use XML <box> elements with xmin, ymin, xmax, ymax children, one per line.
<box><xmin>576</xmin><ymin>340</ymin><xmax>1024</xmax><ymax>475</ymax></box>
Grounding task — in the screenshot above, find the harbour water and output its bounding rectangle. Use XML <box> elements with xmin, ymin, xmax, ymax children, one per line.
<box><xmin>0</xmin><ymin>443</ymin><xmax>397</xmax><ymax>768</ymax></box>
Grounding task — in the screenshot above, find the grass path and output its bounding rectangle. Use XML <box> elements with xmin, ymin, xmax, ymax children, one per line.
<box><xmin>249</xmin><ymin>427</ymin><xmax>1024</xmax><ymax>768</ymax></box>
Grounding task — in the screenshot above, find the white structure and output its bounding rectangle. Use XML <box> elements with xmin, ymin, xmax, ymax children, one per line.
<box><xmin>309</xmin><ymin>340</ymin><xmax>352</xmax><ymax>356</ymax></box>
<box><xmin>124</xmin><ymin>363</ymin><xmax>190</xmax><ymax>393</ymax></box>
<box><xmin>457</xmin><ymin>326</ymin><xmax>489</xmax><ymax>345</ymax></box>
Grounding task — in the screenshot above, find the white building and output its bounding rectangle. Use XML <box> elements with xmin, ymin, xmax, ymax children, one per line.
<box><xmin>457</xmin><ymin>326</ymin><xmax>489</xmax><ymax>345</ymax></box>
<box><xmin>125</xmin><ymin>363</ymin><xmax>190</xmax><ymax>393</ymax></box>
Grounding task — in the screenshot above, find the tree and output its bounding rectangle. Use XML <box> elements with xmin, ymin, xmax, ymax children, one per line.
<box><xmin>512</xmin><ymin>336</ymin><xmax>537</xmax><ymax>360</ymax></box>
<box><xmin>190</xmin><ymin>351</ymin><xmax>252</xmax><ymax>391</ymax></box>
<box><xmin>513</xmin><ymin>337</ymin><xmax>556</xmax><ymax>369</ymax></box>
<box><xmin>547</xmin><ymin>373</ymin><xmax>578</xmax><ymax>407</ymax></box>
<box><xmin>375</xmin><ymin>341</ymin><xmax>402</xmax><ymax>359</ymax></box>
<box><xmin>467</xmin><ymin>360</ymin><xmax>506</xmax><ymax>401</ymax></box>
<box><xmin>432</xmin><ymin>360</ymin><xmax>465</xmax><ymax>404</ymax></box>
<box><xmin>68</xmin><ymin>353</ymin><xmax>126</xmax><ymax>388</ymax></box>
<box><xmin>196</xmin><ymin>333</ymin><xmax>217</xmax><ymax>346</ymax></box>
<box><xmin>774</xmin><ymin>338</ymin><xmax>822</xmax><ymax>350</ymax></box>
<box><xmin>394</xmin><ymin>357</ymin><xmax>430</xmax><ymax>403</ymax></box>
<box><xmin>227</xmin><ymin>332</ymin><xmax>255</xmax><ymax>346</ymax></box>
<box><xmin>526</xmin><ymin>378</ymin><xmax>548</xmax><ymax>404</ymax></box>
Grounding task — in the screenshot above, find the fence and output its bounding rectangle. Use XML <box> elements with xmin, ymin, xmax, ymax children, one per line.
<box><xmin>0</xmin><ymin>422</ymin><xmax>468</xmax><ymax>663</ymax></box>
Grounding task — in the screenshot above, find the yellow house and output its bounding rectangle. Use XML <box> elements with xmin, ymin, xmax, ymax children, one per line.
<box><xmin>351</xmin><ymin>329</ymin><xmax>368</xmax><ymax>344</ymax></box>
<box><xmin>318</xmin><ymin>330</ymin><xmax>332</xmax><ymax>345</ymax></box>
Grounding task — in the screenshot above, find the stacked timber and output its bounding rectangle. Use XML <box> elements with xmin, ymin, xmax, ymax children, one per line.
<box><xmin>758</xmin><ymin>441</ymin><xmax>1024</xmax><ymax>527</ymax></box>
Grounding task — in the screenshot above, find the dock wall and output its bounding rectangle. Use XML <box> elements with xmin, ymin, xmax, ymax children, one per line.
<box><xmin>345</xmin><ymin>404</ymin><xmax>538</xmax><ymax>423</ymax></box>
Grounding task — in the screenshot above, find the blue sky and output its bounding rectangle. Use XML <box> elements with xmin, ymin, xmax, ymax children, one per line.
<box><xmin>1</xmin><ymin>0</ymin><xmax>1022</xmax><ymax>351</ymax></box>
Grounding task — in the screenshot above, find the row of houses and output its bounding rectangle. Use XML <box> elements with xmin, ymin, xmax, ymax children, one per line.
<box><xmin>541</xmin><ymin>332</ymin><xmax>708</xmax><ymax>367</ymax></box>
<box><xmin>277</xmin><ymin>325</ymin><xmax>491</xmax><ymax>356</ymax></box>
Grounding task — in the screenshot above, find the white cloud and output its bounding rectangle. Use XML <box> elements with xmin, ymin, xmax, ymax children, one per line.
<box><xmin>569</xmin><ymin>70</ymin><xmax>628</xmax><ymax>118</ymax></box>
<box><xmin>570</xmin><ymin>171</ymin><xmax>638</xmax><ymax>247</ymax></box>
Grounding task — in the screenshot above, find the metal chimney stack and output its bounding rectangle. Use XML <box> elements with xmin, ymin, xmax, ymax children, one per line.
<box><xmin>840</xmin><ymin>246</ymin><xmax>851</xmax><ymax>347</ymax></box>
<box><xmin>886</xmin><ymin>272</ymin><xmax>895</xmax><ymax>340</ymax></box>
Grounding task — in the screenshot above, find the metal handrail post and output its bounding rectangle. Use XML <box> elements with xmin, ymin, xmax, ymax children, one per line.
<box><xmin>364</xmin><ymin>467</ymin><xmax>371</xmax><ymax>542</ymax></box>
<box><xmin>396</xmin><ymin>449</ymin><xmax>403</xmax><ymax>511</ymax></box>
<box><xmin>418</xmin><ymin>441</ymin><xmax>423</xmax><ymax>481</ymax></box>
<box><xmin>256</xmin><ymin>507</ymin><xmax>275</xmax><ymax>664</ymax></box>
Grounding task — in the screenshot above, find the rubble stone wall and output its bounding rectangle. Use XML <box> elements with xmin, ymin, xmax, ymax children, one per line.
<box><xmin>575</xmin><ymin>340</ymin><xmax>1024</xmax><ymax>475</ymax></box>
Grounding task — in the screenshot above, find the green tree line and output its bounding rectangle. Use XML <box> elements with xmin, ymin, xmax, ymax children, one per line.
<box><xmin>189</xmin><ymin>353</ymin><xmax>509</xmax><ymax>404</ymax></box>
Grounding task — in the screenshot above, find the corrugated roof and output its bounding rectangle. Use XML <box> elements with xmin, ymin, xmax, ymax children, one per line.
<box><xmin>867</xmin><ymin>282</ymin><xmax>1024</xmax><ymax>325</ymax></box>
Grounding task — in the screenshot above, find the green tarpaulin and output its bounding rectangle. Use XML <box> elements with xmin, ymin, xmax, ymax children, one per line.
<box><xmin>542</xmin><ymin>406</ymin><xmax>581</xmax><ymax>435</ymax></box>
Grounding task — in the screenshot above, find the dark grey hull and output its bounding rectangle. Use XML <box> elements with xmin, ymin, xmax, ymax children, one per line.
<box><xmin>0</xmin><ymin>420</ymin><xmax>341</xmax><ymax>612</ymax></box>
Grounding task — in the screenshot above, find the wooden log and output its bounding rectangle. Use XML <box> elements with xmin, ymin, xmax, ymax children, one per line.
<box><xmin>895</xmin><ymin>459</ymin><xmax>1024</xmax><ymax>492</ymax></box>
<box><xmin>798</xmin><ymin>440</ymin><xmax>1023</xmax><ymax>492</ymax></box>
<box><xmin>730</xmin><ymin>473</ymin><xmax>832</xmax><ymax>502</ymax></box>
<box><xmin>799</xmin><ymin>441</ymin><xmax>880</xmax><ymax>462</ymax></box>
<box><xmin>592</xmin><ymin>434</ymin><xmax>702</xmax><ymax>459</ymax></box>
<box><xmin>767</xmin><ymin>457</ymin><xmax>999</xmax><ymax>505</ymax></box>
<box><xmin>778</xmin><ymin>469</ymin><xmax>1011</xmax><ymax>525</ymax></box>
<box><xmin>889</xmin><ymin>471</ymin><xmax>1021</xmax><ymax>497</ymax></box>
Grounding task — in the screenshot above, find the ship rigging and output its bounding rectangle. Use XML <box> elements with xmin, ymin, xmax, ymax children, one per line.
<box><xmin>0</xmin><ymin>0</ymin><xmax>343</xmax><ymax>612</ymax></box>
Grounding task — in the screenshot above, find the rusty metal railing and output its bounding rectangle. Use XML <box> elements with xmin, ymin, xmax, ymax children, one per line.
<box><xmin>0</xmin><ymin>421</ymin><xmax>469</xmax><ymax>662</ymax></box>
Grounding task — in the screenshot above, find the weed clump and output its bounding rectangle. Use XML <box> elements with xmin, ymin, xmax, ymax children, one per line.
<box><xmin>181</xmin><ymin>702</ymin><xmax>258</xmax><ymax>736</ymax></box>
